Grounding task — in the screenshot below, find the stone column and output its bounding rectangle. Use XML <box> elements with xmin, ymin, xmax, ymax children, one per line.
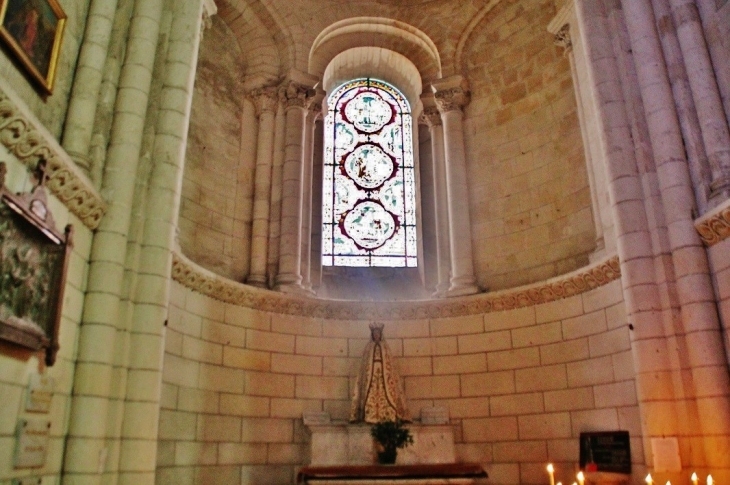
<box><xmin>433</xmin><ymin>78</ymin><xmax>479</xmax><ymax>297</ymax></box>
<box><xmin>620</xmin><ymin>0</ymin><xmax>730</xmax><ymax>471</ymax></box>
<box><xmin>62</xmin><ymin>0</ymin><xmax>119</xmax><ymax>179</ymax></box>
<box><xmin>551</xmin><ymin>24</ymin><xmax>606</xmax><ymax>255</ymax></box>
<box><xmin>117</xmin><ymin>1</ymin><xmax>208</xmax><ymax>484</ymax></box>
<box><xmin>573</xmin><ymin>0</ymin><xmax>680</xmax><ymax>471</ymax></box>
<box><xmin>63</xmin><ymin>0</ymin><xmax>165</xmax><ymax>483</ymax></box>
<box><xmin>420</xmin><ymin>104</ymin><xmax>451</xmax><ymax>296</ymax></box>
<box><xmin>247</xmin><ymin>87</ymin><xmax>278</xmax><ymax>287</ymax></box>
<box><xmin>300</xmin><ymin>92</ymin><xmax>324</xmax><ymax>293</ymax></box>
<box><xmin>695</xmin><ymin>0</ymin><xmax>730</xmax><ymax>129</ymax></box>
<box><xmin>267</xmin><ymin>101</ymin><xmax>286</xmax><ymax>288</ymax></box>
<box><xmin>667</xmin><ymin>0</ymin><xmax>730</xmax><ymax>203</ymax></box>
<box><xmin>275</xmin><ymin>80</ymin><xmax>313</xmax><ymax>293</ymax></box>
<box><xmin>652</xmin><ymin>0</ymin><xmax>712</xmax><ymax>213</ymax></box>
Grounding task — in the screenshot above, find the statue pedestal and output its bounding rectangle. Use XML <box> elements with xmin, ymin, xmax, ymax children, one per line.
<box><xmin>306</xmin><ymin>423</ymin><xmax>456</xmax><ymax>466</ymax></box>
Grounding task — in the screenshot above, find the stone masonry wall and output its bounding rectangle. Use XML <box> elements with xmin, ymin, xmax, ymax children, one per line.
<box><xmin>179</xmin><ymin>17</ymin><xmax>251</xmax><ymax>281</ymax></box>
<box><xmin>156</xmin><ymin>278</ymin><xmax>644</xmax><ymax>485</ymax></box>
<box><xmin>463</xmin><ymin>0</ymin><xmax>595</xmax><ymax>291</ymax></box>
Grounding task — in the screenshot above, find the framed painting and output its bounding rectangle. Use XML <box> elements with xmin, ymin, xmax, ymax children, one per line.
<box><xmin>0</xmin><ymin>0</ymin><xmax>66</xmax><ymax>94</ymax></box>
<box><xmin>0</xmin><ymin>161</ymin><xmax>73</xmax><ymax>366</ymax></box>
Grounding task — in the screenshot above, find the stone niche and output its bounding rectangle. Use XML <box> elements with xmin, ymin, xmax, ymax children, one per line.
<box><xmin>305</xmin><ymin>421</ymin><xmax>456</xmax><ymax>466</ymax></box>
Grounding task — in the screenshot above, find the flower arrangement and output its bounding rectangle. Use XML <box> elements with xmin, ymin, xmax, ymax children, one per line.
<box><xmin>370</xmin><ymin>419</ymin><xmax>414</xmax><ymax>464</ymax></box>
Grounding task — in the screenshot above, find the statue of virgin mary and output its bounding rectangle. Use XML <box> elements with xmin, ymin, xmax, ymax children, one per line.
<box><xmin>350</xmin><ymin>322</ymin><xmax>411</xmax><ymax>423</ymax></box>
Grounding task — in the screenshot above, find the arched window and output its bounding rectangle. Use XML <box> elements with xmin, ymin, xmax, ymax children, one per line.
<box><xmin>321</xmin><ymin>78</ymin><xmax>417</xmax><ymax>268</ymax></box>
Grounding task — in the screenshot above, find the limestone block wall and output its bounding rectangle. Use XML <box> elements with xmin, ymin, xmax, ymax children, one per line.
<box><xmin>462</xmin><ymin>0</ymin><xmax>595</xmax><ymax>291</ymax></box>
<box><xmin>0</xmin><ymin>0</ymin><xmax>88</xmax><ymax>139</ymax></box>
<box><xmin>157</xmin><ymin>275</ymin><xmax>644</xmax><ymax>485</ymax></box>
<box><xmin>708</xmin><ymin>236</ymin><xmax>730</xmax><ymax>367</ymax></box>
<box><xmin>179</xmin><ymin>17</ymin><xmax>252</xmax><ymax>281</ymax></box>
<box><xmin>0</xmin><ymin>157</ymin><xmax>93</xmax><ymax>485</ymax></box>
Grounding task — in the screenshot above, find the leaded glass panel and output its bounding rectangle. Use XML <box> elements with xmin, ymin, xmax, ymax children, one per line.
<box><xmin>322</xmin><ymin>78</ymin><xmax>416</xmax><ymax>268</ymax></box>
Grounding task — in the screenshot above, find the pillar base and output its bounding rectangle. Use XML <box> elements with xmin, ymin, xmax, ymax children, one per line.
<box><xmin>444</xmin><ymin>284</ymin><xmax>480</xmax><ymax>298</ymax></box>
<box><xmin>246</xmin><ymin>274</ymin><xmax>267</xmax><ymax>288</ymax></box>
<box><xmin>276</xmin><ymin>282</ymin><xmax>312</xmax><ymax>297</ymax></box>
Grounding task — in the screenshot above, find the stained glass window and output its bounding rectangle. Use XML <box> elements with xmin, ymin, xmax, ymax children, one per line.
<box><xmin>322</xmin><ymin>78</ymin><xmax>417</xmax><ymax>268</ymax></box>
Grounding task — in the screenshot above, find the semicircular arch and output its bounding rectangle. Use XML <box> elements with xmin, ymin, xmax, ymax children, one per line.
<box><xmin>309</xmin><ymin>17</ymin><xmax>442</xmax><ymax>89</ymax></box>
<box><xmin>322</xmin><ymin>47</ymin><xmax>423</xmax><ymax>107</ymax></box>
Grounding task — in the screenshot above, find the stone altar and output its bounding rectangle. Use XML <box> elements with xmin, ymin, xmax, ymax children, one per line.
<box><xmin>306</xmin><ymin>422</ymin><xmax>456</xmax><ymax>466</ymax></box>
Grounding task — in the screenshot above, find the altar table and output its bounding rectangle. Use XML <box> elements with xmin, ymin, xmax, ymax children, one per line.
<box><xmin>297</xmin><ymin>463</ymin><xmax>488</xmax><ymax>484</ymax></box>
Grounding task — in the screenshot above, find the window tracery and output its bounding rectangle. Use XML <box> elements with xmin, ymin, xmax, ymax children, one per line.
<box><xmin>322</xmin><ymin>78</ymin><xmax>416</xmax><ymax>268</ymax></box>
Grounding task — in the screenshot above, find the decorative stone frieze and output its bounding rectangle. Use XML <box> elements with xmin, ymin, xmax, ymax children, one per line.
<box><xmin>172</xmin><ymin>251</ymin><xmax>621</xmax><ymax>319</ymax></box>
<box><xmin>554</xmin><ymin>24</ymin><xmax>572</xmax><ymax>51</ymax></box>
<box><xmin>419</xmin><ymin>107</ymin><xmax>442</xmax><ymax>127</ymax></box>
<box><xmin>250</xmin><ymin>86</ymin><xmax>279</xmax><ymax>116</ymax></box>
<box><xmin>0</xmin><ymin>92</ymin><xmax>106</xmax><ymax>229</ymax></box>
<box><xmin>695</xmin><ymin>199</ymin><xmax>730</xmax><ymax>246</ymax></box>
<box><xmin>434</xmin><ymin>87</ymin><xmax>470</xmax><ymax>113</ymax></box>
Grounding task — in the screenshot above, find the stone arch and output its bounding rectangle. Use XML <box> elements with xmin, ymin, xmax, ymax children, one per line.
<box><xmin>322</xmin><ymin>47</ymin><xmax>423</xmax><ymax>108</ymax></box>
<box><xmin>454</xmin><ymin>0</ymin><xmax>502</xmax><ymax>78</ymax></box>
<box><xmin>217</xmin><ymin>0</ymin><xmax>290</xmax><ymax>89</ymax></box>
<box><xmin>309</xmin><ymin>17</ymin><xmax>442</xmax><ymax>89</ymax></box>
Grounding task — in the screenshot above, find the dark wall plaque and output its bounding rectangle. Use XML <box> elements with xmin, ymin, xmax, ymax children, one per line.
<box><xmin>0</xmin><ymin>161</ymin><xmax>72</xmax><ymax>366</ymax></box>
<box><xmin>579</xmin><ymin>431</ymin><xmax>631</xmax><ymax>474</ymax></box>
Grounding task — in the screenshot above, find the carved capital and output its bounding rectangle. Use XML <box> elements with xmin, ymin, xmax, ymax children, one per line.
<box><xmin>202</xmin><ymin>0</ymin><xmax>217</xmax><ymax>32</ymax></box>
<box><xmin>250</xmin><ymin>87</ymin><xmax>279</xmax><ymax>116</ymax></box>
<box><xmin>553</xmin><ymin>24</ymin><xmax>572</xmax><ymax>52</ymax></box>
<box><xmin>419</xmin><ymin>107</ymin><xmax>442</xmax><ymax>127</ymax></box>
<box><xmin>280</xmin><ymin>81</ymin><xmax>315</xmax><ymax>110</ymax></box>
<box><xmin>434</xmin><ymin>87</ymin><xmax>470</xmax><ymax>113</ymax></box>
<box><xmin>695</xmin><ymin>200</ymin><xmax>730</xmax><ymax>246</ymax></box>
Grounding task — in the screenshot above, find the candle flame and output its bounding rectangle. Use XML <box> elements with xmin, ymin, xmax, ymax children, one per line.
<box><xmin>577</xmin><ymin>472</ymin><xmax>585</xmax><ymax>480</ymax></box>
<box><xmin>645</xmin><ymin>474</ymin><xmax>653</xmax><ymax>484</ymax></box>
<box><xmin>707</xmin><ymin>475</ymin><xmax>713</xmax><ymax>485</ymax></box>
<box><xmin>691</xmin><ymin>473</ymin><xmax>698</xmax><ymax>481</ymax></box>
<box><xmin>547</xmin><ymin>464</ymin><xmax>554</xmax><ymax>473</ymax></box>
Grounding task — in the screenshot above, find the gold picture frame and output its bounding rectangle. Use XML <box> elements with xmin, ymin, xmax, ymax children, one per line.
<box><xmin>0</xmin><ymin>0</ymin><xmax>66</xmax><ymax>95</ymax></box>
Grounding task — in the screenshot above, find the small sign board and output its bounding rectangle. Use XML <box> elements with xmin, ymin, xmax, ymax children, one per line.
<box><xmin>26</xmin><ymin>374</ymin><xmax>53</xmax><ymax>413</ymax></box>
<box><xmin>579</xmin><ymin>431</ymin><xmax>631</xmax><ymax>474</ymax></box>
<box><xmin>14</xmin><ymin>419</ymin><xmax>50</xmax><ymax>468</ymax></box>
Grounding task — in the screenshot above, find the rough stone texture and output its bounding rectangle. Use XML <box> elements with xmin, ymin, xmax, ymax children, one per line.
<box><xmin>179</xmin><ymin>17</ymin><xmax>250</xmax><ymax>281</ymax></box>
<box><xmin>462</xmin><ymin>0</ymin><xmax>594</xmax><ymax>291</ymax></box>
<box><xmin>156</xmin><ymin>280</ymin><xmax>643</xmax><ymax>485</ymax></box>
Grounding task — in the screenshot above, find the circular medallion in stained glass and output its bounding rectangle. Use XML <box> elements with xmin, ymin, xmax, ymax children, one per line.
<box><xmin>341</xmin><ymin>200</ymin><xmax>399</xmax><ymax>250</ymax></box>
<box><xmin>343</xmin><ymin>144</ymin><xmax>395</xmax><ymax>190</ymax></box>
<box><xmin>344</xmin><ymin>92</ymin><xmax>393</xmax><ymax>133</ymax></box>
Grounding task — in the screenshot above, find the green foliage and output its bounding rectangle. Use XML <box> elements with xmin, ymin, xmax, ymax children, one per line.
<box><xmin>370</xmin><ymin>419</ymin><xmax>413</xmax><ymax>451</ymax></box>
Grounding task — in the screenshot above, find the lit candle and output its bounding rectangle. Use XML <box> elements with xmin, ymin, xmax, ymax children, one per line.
<box><xmin>577</xmin><ymin>471</ymin><xmax>585</xmax><ymax>485</ymax></box>
<box><xmin>547</xmin><ymin>464</ymin><xmax>555</xmax><ymax>485</ymax></box>
<box><xmin>665</xmin><ymin>482</ymin><xmax>671</xmax><ymax>485</ymax></box>
<box><xmin>645</xmin><ymin>474</ymin><xmax>653</xmax><ymax>485</ymax></box>
<box><xmin>707</xmin><ymin>475</ymin><xmax>713</xmax><ymax>485</ymax></box>
<box><xmin>691</xmin><ymin>473</ymin><xmax>698</xmax><ymax>485</ymax></box>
